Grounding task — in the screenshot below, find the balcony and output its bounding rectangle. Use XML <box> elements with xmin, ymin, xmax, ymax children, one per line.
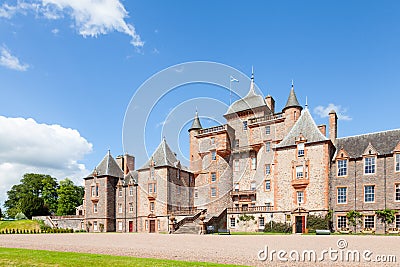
<box><xmin>227</xmin><ymin>205</ymin><xmax>273</xmax><ymax>214</ymax></box>
<box><xmin>230</xmin><ymin>190</ymin><xmax>257</xmax><ymax>202</ymax></box>
<box><xmin>248</xmin><ymin>113</ymin><xmax>284</xmax><ymax>126</ymax></box>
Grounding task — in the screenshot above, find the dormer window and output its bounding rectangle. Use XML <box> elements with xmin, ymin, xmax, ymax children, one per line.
<box><xmin>296</xmin><ymin>166</ymin><xmax>304</xmax><ymax>179</ymax></box>
<box><xmin>396</xmin><ymin>154</ymin><xmax>400</xmax><ymax>172</ymax></box>
<box><xmin>297</xmin><ymin>143</ymin><xmax>305</xmax><ymax>157</ymax></box>
<box><xmin>364</xmin><ymin>157</ymin><xmax>376</xmax><ymax>174</ymax></box>
<box><xmin>234</xmin><ymin>183</ymin><xmax>239</xmax><ymax>192</ymax></box>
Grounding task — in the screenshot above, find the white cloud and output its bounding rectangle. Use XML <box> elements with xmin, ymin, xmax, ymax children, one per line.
<box><xmin>0</xmin><ymin>45</ymin><xmax>29</xmax><ymax>71</ymax></box>
<box><xmin>0</xmin><ymin>0</ymin><xmax>143</xmax><ymax>47</ymax></box>
<box><xmin>51</xmin><ymin>28</ymin><xmax>59</xmax><ymax>35</ymax></box>
<box><xmin>314</xmin><ymin>103</ymin><xmax>352</xmax><ymax>121</ymax></box>
<box><xmin>0</xmin><ymin>116</ymin><xmax>93</xmax><ymax>206</ymax></box>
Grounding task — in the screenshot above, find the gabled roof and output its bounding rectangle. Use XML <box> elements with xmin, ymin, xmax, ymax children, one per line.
<box><xmin>140</xmin><ymin>138</ymin><xmax>182</xmax><ymax>169</ymax></box>
<box><xmin>123</xmin><ymin>171</ymin><xmax>138</xmax><ymax>186</ymax></box>
<box><xmin>225</xmin><ymin>74</ymin><xmax>267</xmax><ymax>115</ymax></box>
<box><xmin>86</xmin><ymin>151</ymin><xmax>124</xmax><ymax>178</ymax></box>
<box><xmin>335</xmin><ymin>129</ymin><xmax>400</xmax><ymax>158</ymax></box>
<box><xmin>277</xmin><ymin>108</ymin><xmax>328</xmax><ymax>148</ymax></box>
<box><xmin>283</xmin><ymin>85</ymin><xmax>302</xmax><ymax>111</ymax></box>
<box><xmin>189</xmin><ymin>111</ymin><xmax>202</xmax><ymax>131</ymax></box>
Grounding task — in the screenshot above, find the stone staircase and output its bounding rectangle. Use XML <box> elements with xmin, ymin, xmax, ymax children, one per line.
<box><xmin>174</xmin><ymin>219</ymin><xmax>200</xmax><ymax>234</ymax></box>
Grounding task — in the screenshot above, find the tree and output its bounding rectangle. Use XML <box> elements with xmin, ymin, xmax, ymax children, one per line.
<box><xmin>376</xmin><ymin>209</ymin><xmax>396</xmax><ymax>233</ymax></box>
<box><xmin>56</xmin><ymin>178</ymin><xmax>84</xmax><ymax>216</ymax></box>
<box><xmin>346</xmin><ymin>210</ymin><xmax>362</xmax><ymax>233</ymax></box>
<box><xmin>5</xmin><ymin>173</ymin><xmax>58</xmax><ymax>218</ymax></box>
<box><xmin>0</xmin><ymin>207</ymin><xmax>3</xmax><ymax>220</ymax></box>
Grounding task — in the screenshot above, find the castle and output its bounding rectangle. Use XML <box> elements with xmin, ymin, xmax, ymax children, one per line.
<box><xmin>82</xmin><ymin>72</ymin><xmax>400</xmax><ymax>234</ymax></box>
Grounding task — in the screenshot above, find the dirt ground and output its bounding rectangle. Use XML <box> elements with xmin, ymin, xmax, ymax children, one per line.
<box><xmin>0</xmin><ymin>233</ymin><xmax>399</xmax><ymax>266</ymax></box>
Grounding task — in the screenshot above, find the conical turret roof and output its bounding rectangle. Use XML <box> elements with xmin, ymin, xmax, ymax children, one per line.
<box><xmin>189</xmin><ymin>111</ymin><xmax>202</xmax><ymax>131</ymax></box>
<box><xmin>86</xmin><ymin>150</ymin><xmax>124</xmax><ymax>178</ymax></box>
<box><xmin>283</xmin><ymin>83</ymin><xmax>302</xmax><ymax>111</ymax></box>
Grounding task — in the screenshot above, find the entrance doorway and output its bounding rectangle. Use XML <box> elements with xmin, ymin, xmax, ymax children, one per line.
<box><xmin>295</xmin><ymin>216</ymin><xmax>305</xmax><ymax>233</ymax></box>
<box><xmin>129</xmin><ymin>221</ymin><xmax>133</xmax><ymax>232</ymax></box>
<box><xmin>149</xmin><ymin>220</ymin><xmax>156</xmax><ymax>233</ymax></box>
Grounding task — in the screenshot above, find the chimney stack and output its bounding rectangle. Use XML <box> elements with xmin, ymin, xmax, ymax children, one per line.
<box><xmin>124</xmin><ymin>154</ymin><xmax>135</xmax><ymax>175</ymax></box>
<box><xmin>329</xmin><ymin>110</ymin><xmax>338</xmax><ymax>143</ymax></box>
<box><xmin>318</xmin><ymin>124</ymin><xmax>327</xmax><ymax>136</ymax></box>
<box><xmin>265</xmin><ymin>95</ymin><xmax>275</xmax><ymax>113</ymax></box>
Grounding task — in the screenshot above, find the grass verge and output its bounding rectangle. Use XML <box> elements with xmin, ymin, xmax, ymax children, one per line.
<box><xmin>0</xmin><ymin>220</ymin><xmax>40</xmax><ymax>231</ymax></box>
<box><xmin>0</xmin><ymin>247</ymin><xmax>248</xmax><ymax>267</ymax></box>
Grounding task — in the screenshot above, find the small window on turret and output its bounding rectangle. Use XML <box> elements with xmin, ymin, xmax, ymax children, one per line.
<box><xmin>297</xmin><ymin>143</ymin><xmax>305</xmax><ymax>157</ymax></box>
<box><xmin>243</xmin><ymin>121</ymin><xmax>248</xmax><ymax>130</ymax></box>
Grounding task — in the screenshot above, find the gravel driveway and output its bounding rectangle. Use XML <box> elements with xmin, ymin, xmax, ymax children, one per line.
<box><xmin>0</xmin><ymin>233</ymin><xmax>399</xmax><ymax>266</ymax></box>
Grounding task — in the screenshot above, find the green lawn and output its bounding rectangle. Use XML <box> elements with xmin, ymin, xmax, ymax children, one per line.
<box><xmin>0</xmin><ymin>248</ymin><xmax>247</xmax><ymax>267</ymax></box>
<box><xmin>0</xmin><ymin>220</ymin><xmax>40</xmax><ymax>231</ymax></box>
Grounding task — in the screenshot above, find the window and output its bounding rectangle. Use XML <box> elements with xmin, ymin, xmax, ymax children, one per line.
<box><xmin>296</xmin><ymin>166</ymin><xmax>304</xmax><ymax>179</ymax></box>
<box><xmin>396</xmin><ymin>215</ymin><xmax>400</xmax><ymax>229</ymax></box>
<box><xmin>194</xmin><ymin>189</ymin><xmax>198</xmax><ymax>198</ymax></box>
<box><xmin>153</xmin><ymin>183</ymin><xmax>157</xmax><ymax>193</ymax></box>
<box><xmin>211</xmin><ymin>150</ymin><xmax>216</xmax><ymax>160</ymax></box>
<box><xmin>337</xmin><ymin>159</ymin><xmax>348</xmax><ymax>177</ymax></box>
<box><xmin>118</xmin><ymin>187</ymin><xmax>122</xmax><ymax>197</ymax></box>
<box><xmin>243</xmin><ymin>121</ymin><xmax>248</xmax><ymax>130</ymax></box>
<box><xmin>118</xmin><ymin>221</ymin><xmax>123</xmax><ymax>231</ymax></box>
<box><xmin>396</xmin><ymin>154</ymin><xmax>400</xmax><ymax>172</ymax></box>
<box><xmin>297</xmin><ymin>191</ymin><xmax>304</xmax><ymax>204</ymax></box>
<box><xmin>211</xmin><ymin>187</ymin><xmax>217</xmax><ymax>197</ymax></box>
<box><xmin>265</xmin><ymin>180</ymin><xmax>271</xmax><ymax>191</ymax></box>
<box><xmin>297</xmin><ymin>143</ymin><xmax>305</xmax><ymax>157</ymax></box>
<box><xmin>364</xmin><ymin>215</ymin><xmax>375</xmax><ymax>229</ymax></box>
<box><xmin>211</xmin><ymin>172</ymin><xmax>217</xmax><ymax>182</ymax></box>
<box><xmin>364</xmin><ymin>157</ymin><xmax>376</xmax><ymax>174</ymax></box>
<box><xmin>150</xmin><ymin>201</ymin><xmax>155</xmax><ymax>212</ymax></box>
<box><xmin>395</xmin><ymin>184</ymin><xmax>400</xmax><ymax>201</ymax></box>
<box><xmin>337</xmin><ymin>187</ymin><xmax>347</xmax><ymax>204</ymax></box>
<box><xmin>234</xmin><ymin>139</ymin><xmax>239</xmax><ymax>148</ymax></box>
<box><xmin>251</xmin><ymin>181</ymin><xmax>256</xmax><ymax>191</ymax></box>
<box><xmin>265</xmin><ymin>164</ymin><xmax>271</xmax><ymax>175</ymax></box>
<box><xmin>265</xmin><ymin>126</ymin><xmax>271</xmax><ymax>135</ymax></box>
<box><xmin>129</xmin><ymin>203</ymin><xmax>133</xmax><ymax>213</ymax></box>
<box><xmin>364</xmin><ymin>185</ymin><xmax>375</xmax><ymax>203</ymax></box>
<box><xmin>259</xmin><ymin>217</ymin><xmax>265</xmax><ymax>228</ymax></box>
<box><xmin>148</xmin><ymin>183</ymin><xmax>153</xmax><ymax>193</ymax></box>
<box><xmin>234</xmin><ymin>159</ymin><xmax>239</xmax><ymax>172</ymax></box>
<box><xmin>129</xmin><ymin>186</ymin><xmax>134</xmax><ymax>196</ymax></box>
<box><xmin>265</xmin><ymin>142</ymin><xmax>271</xmax><ymax>152</ymax></box>
<box><xmin>234</xmin><ymin>183</ymin><xmax>239</xmax><ymax>192</ymax></box>
<box><xmin>251</xmin><ymin>157</ymin><xmax>257</xmax><ymax>170</ymax></box>
<box><xmin>337</xmin><ymin>216</ymin><xmax>347</xmax><ymax>229</ymax></box>
<box><xmin>230</xmin><ymin>217</ymin><xmax>236</xmax><ymax>228</ymax></box>
<box><xmin>93</xmin><ymin>221</ymin><xmax>98</xmax><ymax>231</ymax></box>
<box><xmin>91</xmin><ymin>185</ymin><xmax>99</xmax><ymax>197</ymax></box>
<box><xmin>118</xmin><ymin>203</ymin><xmax>122</xmax><ymax>213</ymax></box>
<box><xmin>210</xmin><ymin>137</ymin><xmax>215</xmax><ymax>144</ymax></box>
<box><xmin>93</xmin><ymin>203</ymin><xmax>98</xmax><ymax>213</ymax></box>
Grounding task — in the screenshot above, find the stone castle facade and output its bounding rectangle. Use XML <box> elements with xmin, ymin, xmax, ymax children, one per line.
<box><xmin>82</xmin><ymin>73</ymin><xmax>400</xmax><ymax>234</ymax></box>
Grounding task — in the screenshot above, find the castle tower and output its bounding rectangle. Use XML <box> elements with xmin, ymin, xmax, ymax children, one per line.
<box><xmin>188</xmin><ymin>111</ymin><xmax>202</xmax><ymax>172</ymax></box>
<box><xmin>283</xmin><ymin>81</ymin><xmax>303</xmax><ymax>134</ymax></box>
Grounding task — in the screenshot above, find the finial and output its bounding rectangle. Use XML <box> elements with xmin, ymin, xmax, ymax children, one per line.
<box><xmin>251</xmin><ymin>66</ymin><xmax>254</xmax><ymax>80</ymax></box>
<box><xmin>107</xmin><ymin>149</ymin><xmax>111</xmax><ymax>155</ymax></box>
<box><xmin>305</xmin><ymin>96</ymin><xmax>308</xmax><ymax>109</ymax></box>
<box><xmin>291</xmin><ymin>79</ymin><xmax>294</xmax><ymax>88</ymax></box>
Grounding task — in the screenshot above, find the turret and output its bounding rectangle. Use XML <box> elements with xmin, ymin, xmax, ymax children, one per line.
<box><xmin>188</xmin><ymin>111</ymin><xmax>202</xmax><ymax>172</ymax></box>
<box><xmin>283</xmin><ymin>81</ymin><xmax>303</xmax><ymax>134</ymax></box>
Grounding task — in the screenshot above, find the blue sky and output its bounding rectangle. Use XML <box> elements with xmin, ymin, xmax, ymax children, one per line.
<box><xmin>1</xmin><ymin>0</ymin><xmax>399</xmax><ymax>206</ymax></box>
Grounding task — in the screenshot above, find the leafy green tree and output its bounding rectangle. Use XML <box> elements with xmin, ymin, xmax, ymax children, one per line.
<box><xmin>346</xmin><ymin>210</ymin><xmax>362</xmax><ymax>233</ymax></box>
<box><xmin>376</xmin><ymin>209</ymin><xmax>396</xmax><ymax>233</ymax></box>
<box><xmin>56</xmin><ymin>178</ymin><xmax>84</xmax><ymax>215</ymax></box>
<box><xmin>5</xmin><ymin>173</ymin><xmax>58</xmax><ymax>218</ymax></box>
<box><xmin>0</xmin><ymin>207</ymin><xmax>3</xmax><ymax>219</ymax></box>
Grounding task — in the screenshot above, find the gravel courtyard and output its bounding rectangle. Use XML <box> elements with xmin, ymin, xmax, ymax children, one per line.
<box><xmin>0</xmin><ymin>233</ymin><xmax>399</xmax><ymax>266</ymax></box>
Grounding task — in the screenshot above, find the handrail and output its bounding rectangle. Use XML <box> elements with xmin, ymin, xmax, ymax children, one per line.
<box><xmin>173</xmin><ymin>209</ymin><xmax>206</xmax><ymax>231</ymax></box>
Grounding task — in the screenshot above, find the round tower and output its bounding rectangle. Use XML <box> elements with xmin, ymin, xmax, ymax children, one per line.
<box><xmin>283</xmin><ymin>81</ymin><xmax>303</xmax><ymax>134</ymax></box>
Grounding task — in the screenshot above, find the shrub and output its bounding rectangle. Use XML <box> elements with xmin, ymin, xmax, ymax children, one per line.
<box><xmin>264</xmin><ymin>221</ymin><xmax>292</xmax><ymax>233</ymax></box>
<box><xmin>239</xmin><ymin>214</ymin><xmax>255</xmax><ymax>222</ymax></box>
<box><xmin>307</xmin><ymin>214</ymin><xmax>330</xmax><ymax>233</ymax></box>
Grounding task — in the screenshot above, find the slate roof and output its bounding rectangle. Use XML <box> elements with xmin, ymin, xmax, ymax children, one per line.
<box><xmin>225</xmin><ymin>76</ymin><xmax>266</xmax><ymax>115</ymax></box>
<box><xmin>140</xmin><ymin>138</ymin><xmax>183</xmax><ymax>169</ymax></box>
<box><xmin>277</xmin><ymin>108</ymin><xmax>328</xmax><ymax>148</ymax></box>
<box><xmin>283</xmin><ymin>85</ymin><xmax>302</xmax><ymax>111</ymax></box>
<box><xmin>189</xmin><ymin>111</ymin><xmax>202</xmax><ymax>131</ymax></box>
<box><xmin>86</xmin><ymin>151</ymin><xmax>124</xmax><ymax>178</ymax></box>
<box><xmin>335</xmin><ymin>129</ymin><xmax>400</xmax><ymax>158</ymax></box>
